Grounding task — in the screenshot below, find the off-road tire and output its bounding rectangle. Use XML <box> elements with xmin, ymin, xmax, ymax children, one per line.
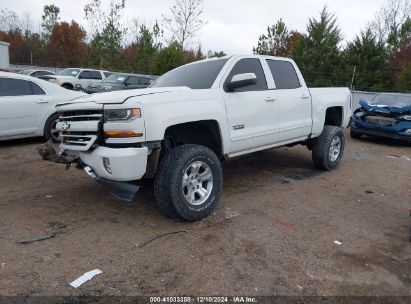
<box><xmin>154</xmin><ymin>144</ymin><xmax>223</xmax><ymax>221</ymax></box>
<box><xmin>44</xmin><ymin>113</ymin><xmax>61</xmax><ymax>143</ymax></box>
<box><xmin>312</xmin><ymin>125</ymin><xmax>345</xmax><ymax>171</ymax></box>
<box><xmin>350</xmin><ymin>128</ymin><xmax>363</xmax><ymax>140</ymax></box>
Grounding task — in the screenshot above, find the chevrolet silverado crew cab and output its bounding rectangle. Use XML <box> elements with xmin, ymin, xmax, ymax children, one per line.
<box><xmin>44</xmin><ymin>55</ymin><xmax>351</xmax><ymax>221</ymax></box>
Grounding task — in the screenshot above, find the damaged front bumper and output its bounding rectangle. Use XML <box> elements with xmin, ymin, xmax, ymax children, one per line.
<box><xmin>38</xmin><ymin>141</ymin><xmax>143</xmax><ymax>202</ymax></box>
<box><xmin>351</xmin><ymin>105</ymin><xmax>411</xmax><ymax>143</ymax></box>
<box><xmin>83</xmin><ymin>166</ymin><xmax>140</xmax><ymax>202</ymax></box>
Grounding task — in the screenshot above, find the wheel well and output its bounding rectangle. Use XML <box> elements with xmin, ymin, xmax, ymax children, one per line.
<box><xmin>324</xmin><ymin>107</ymin><xmax>343</xmax><ymax>127</ymax></box>
<box><xmin>62</xmin><ymin>83</ymin><xmax>73</xmax><ymax>89</ymax></box>
<box><xmin>164</xmin><ymin>120</ymin><xmax>223</xmax><ymax>157</ymax></box>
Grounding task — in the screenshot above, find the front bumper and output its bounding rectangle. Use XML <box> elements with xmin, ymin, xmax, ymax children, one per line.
<box><xmin>351</xmin><ymin>119</ymin><xmax>411</xmax><ymax>143</ymax></box>
<box><xmin>79</xmin><ymin>146</ymin><xmax>148</xmax><ymax>182</ymax></box>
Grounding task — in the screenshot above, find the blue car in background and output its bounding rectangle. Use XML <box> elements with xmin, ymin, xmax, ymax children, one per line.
<box><xmin>351</xmin><ymin>93</ymin><xmax>411</xmax><ymax>144</ymax></box>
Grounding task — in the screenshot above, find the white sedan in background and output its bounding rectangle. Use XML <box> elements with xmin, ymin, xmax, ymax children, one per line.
<box><xmin>0</xmin><ymin>72</ymin><xmax>86</xmax><ymax>142</ymax></box>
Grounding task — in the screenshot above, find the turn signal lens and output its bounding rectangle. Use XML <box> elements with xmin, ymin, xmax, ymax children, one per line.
<box><xmin>130</xmin><ymin>108</ymin><xmax>141</xmax><ymax>117</ymax></box>
<box><xmin>104</xmin><ymin>131</ymin><xmax>144</xmax><ymax>138</ymax></box>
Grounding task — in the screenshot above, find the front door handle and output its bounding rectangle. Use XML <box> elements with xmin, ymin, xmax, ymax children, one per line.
<box><xmin>36</xmin><ymin>100</ymin><xmax>49</xmax><ymax>104</ymax></box>
<box><xmin>264</xmin><ymin>97</ymin><xmax>276</xmax><ymax>102</ymax></box>
<box><xmin>301</xmin><ymin>94</ymin><xmax>310</xmax><ymax>99</ymax></box>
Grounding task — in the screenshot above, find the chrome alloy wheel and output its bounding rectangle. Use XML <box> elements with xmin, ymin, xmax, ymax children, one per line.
<box><xmin>329</xmin><ymin>136</ymin><xmax>342</xmax><ymax>162</ymax></box>
<box><xmin>182</xmin><ymin>161</ymin><xmax>213</xmax><ymax>206</ymax></box>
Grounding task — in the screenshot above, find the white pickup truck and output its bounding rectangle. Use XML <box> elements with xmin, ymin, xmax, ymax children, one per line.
<box><xmin>46</xmin><ymin>68</ymin><xmax>110</xmax><ymax>91</ymax></box>
<box><xmin>46</xmin><ymin>55</ymin><xmax>351</xmax><ymax>221</ymax></box>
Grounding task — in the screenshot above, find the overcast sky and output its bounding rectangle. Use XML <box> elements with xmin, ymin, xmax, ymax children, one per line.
<box><xmin>3</xmin><ymin>0</ymin><xmax>388</xmax><ymax>54</ymax></box>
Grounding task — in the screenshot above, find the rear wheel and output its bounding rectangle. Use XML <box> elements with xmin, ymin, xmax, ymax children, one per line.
<box><xmin>154</xmin><ymin>144</ymin><xmax>223</xmax><ymax>221</ymax></box>
<box><xmin>312</xmin><ymin>125</ymin><xmax>345</xmax><ymax>171</ymax></box>
<box><xmin>44</xmin><ymin>113</ymin><xmax>61</xmax><ymax>143</ymax></box>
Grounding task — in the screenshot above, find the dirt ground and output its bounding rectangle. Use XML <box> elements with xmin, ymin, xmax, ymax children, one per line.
<box><xmin>0</xmin><ymin>130</ymin><xmax>410</xmax><ymax>298</ymax></box>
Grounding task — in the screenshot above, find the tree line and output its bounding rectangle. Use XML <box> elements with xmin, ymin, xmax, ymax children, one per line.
<box><xmin>0</xmin><ymin>0</ymin><xmax>221</xmax><ymax>75</ymax></box>
<box><xmin>1</xmin><ymin>0</ymin><xmax>411</xmax><ymax>92</ymax></box>
<box><xmin>254</xmin><ymin>0</ymin><xmax>411</xmax><ymax>92</ymax></box>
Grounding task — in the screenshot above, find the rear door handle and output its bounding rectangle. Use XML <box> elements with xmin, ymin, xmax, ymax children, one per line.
<box><xmin>264</xmin><ymin>97</ymin><xmax>276</xmax><ymax>102</ymax></box>
<box><xmin>36</xmin><ymin>100</ymin><xmax>49</xmax><ymax>104</ymax></box>
<box><xmin>301</xmin><ymin>94</ymin><xmax>310</xmax><ymax>99</ymax></box>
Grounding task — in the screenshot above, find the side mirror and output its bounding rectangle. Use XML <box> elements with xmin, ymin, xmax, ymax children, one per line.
<box><xmin>226</xmin><ymin>73</ymin><xmax>257</xmax><ymax>92</ymax></box>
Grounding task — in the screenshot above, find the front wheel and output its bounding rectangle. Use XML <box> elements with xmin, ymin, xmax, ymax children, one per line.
<box><xmin>154</xmin><ymin>144</ymin><xmax>223</xmax><ymax>221</ymax></box>
<box><xmin>312</xmin><ymin>125</ymin><xmax>345</xmax><ymax>171</ymax></box>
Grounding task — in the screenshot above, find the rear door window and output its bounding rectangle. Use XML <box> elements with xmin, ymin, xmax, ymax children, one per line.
<box><xmin>30</xmin><ymin>82</ymin><xmax>46</xmax><ymax>95</ymax></box>
<box><xmin>90</xmin><ymin>71</ymin><xmax>102</xmax><ymax>80</ymax></box>
<box><xmin>79</xmin><ymin>71</ymin><xmax>92</xmax><ymax>79</ymax></box>
<box><xmin>266</xmin><ymin>60</ymin><xmax>301</xmax><ymax>90</ymax></box>
<box><xmin>225</xmin><ymin>58</ymin><xmax>268</xmax><ymax>92</ymax></box>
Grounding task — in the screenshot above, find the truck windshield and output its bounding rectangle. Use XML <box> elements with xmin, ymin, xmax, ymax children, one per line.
<box><xmin>372</xmin><ymin>94</ymin><xmax>411</xmax><ymax>107</ymax></box>
<box><xmin>58</xmin><ymin>69</ymin><xmax>81</xmax><ymax>77</ymax></box>
<box><xmin>152</xmin><ymin>58</ymin><xmax>229</xmax><ymax>89</ymax></box>
<box><xmin>103</xmin><ymin>74</ymin><xmax>127</xmax><ymax>84</ymax></box>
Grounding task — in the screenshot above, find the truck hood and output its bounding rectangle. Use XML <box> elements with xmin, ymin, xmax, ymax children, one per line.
<box><xmin>359</xmin><ymin>99</ymin><xmax>411</xmax><ymax>114</ymax></box>
<box><xmin>48</xmin><ymin>75</ymin><xmax>77</xmax><ymax>81</ymax></box>
<box><xmin>57</xmin><ymin>86</ymin><xmax>191</xmax><ymax>106</ymax></box>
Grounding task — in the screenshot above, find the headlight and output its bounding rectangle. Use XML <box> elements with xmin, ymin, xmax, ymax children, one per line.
<box><xmin>104</xmin><ymin>108</ymin><xmax>142</xmax><ymax>121</ymax></box>
<box><xmin>399</xmin><ymin>115</ymin><xmax>411</xmax><ymax>121</ymax></box>
<box><xmin>102</xmin><ymin>86</ymin><xmax>112</xmax><ymax>91</ymax></box>
<box><xmin>49</xmin><ymin>79</ymin><xmax>60</xmax><ymax>84</ymax></box>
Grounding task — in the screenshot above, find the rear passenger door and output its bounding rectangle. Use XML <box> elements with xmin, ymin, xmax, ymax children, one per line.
<box><xmin>265</xmin><ymin>59</ymin><xmax>312</xmax><ymax>142</ymax></box>
<box><xmin>0</xmin><ymin>78</ymin><xmax>50</xmax><ymax>137</ymax></box>
<box><xmin>222</xmin><ymin>58</ymin><xmax>279</xmax><ymax>154</ymax></box>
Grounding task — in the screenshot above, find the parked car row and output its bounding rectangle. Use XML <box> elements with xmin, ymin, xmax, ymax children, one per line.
<box><xmin>14</xmin><ymin>67</ymin><xmax>157</xmax><ymax>93</ymax></box>
<box><xmin>84</xmin><ymin>73</ymin><xmax>158</xmax><ymax>93</ymax></box>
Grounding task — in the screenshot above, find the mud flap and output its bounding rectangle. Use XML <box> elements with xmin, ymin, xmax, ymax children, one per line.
<box><xmin>84</xmin><ymin>166</ymin><xmax>140</xmax><ymax>203</ymax></box>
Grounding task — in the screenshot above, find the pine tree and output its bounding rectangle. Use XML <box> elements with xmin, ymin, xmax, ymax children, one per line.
<box><xmin>292</xmin><ymin>6</ymin><xmax>343</xmax><ymax>87</ymax></box>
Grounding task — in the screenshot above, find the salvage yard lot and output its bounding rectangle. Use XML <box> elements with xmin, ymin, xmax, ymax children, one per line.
<box><xmin>0</xmin><ymin>131</ymin><xmax>410</xmax><ymax>296</ymax></box>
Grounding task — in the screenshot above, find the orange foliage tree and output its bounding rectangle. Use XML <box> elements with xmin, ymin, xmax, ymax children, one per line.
<box><xmin>48</xmin><ymin>21</ymin><xmax>89</xmax><ymax>67</ymax></box>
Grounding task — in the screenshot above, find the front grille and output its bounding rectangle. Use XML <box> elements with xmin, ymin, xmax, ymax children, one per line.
<box><xmin>59</xmin><ymin>110</ymin><xmax>103</xmax><ymax>122</ymax></box>
<box><xmin>58</xmin><ymin>110</ymin><xmax>102</xmax><ymax>151</ymax></box>
<box><xmin>365</xmin><ymin>115</ymin><xmax>397</xmax><ymax>126</ymax></box>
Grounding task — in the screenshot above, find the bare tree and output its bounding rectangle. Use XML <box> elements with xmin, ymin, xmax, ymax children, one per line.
<box><xmin>162</xmin><ymin>0</ymin><xmax>207</xmax><ymax>49</ymax></box>
<box><xmin>0</xmin><ymin>9</ymin><xmax>23</xmax><ymax>32</ymax></box>
<box><xmin>370</xmin><ymin>0</ymin><xmax>411</xmax><ymax>44</ymax></box>
<box><xmin>84</xmin><ymin>0</ymin><xmax>127</xmax><ymax>38</ymax></box>
<box><xmin>22</xmin><ymin>13</ymin><xmax>32</xmax><ymax>35</ymax></box>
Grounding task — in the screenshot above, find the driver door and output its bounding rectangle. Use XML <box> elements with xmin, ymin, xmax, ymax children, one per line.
<box><xmin>222</xmin><ymin>58</ymin><xmax>279</xmax><ymax>154</ymax></box>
